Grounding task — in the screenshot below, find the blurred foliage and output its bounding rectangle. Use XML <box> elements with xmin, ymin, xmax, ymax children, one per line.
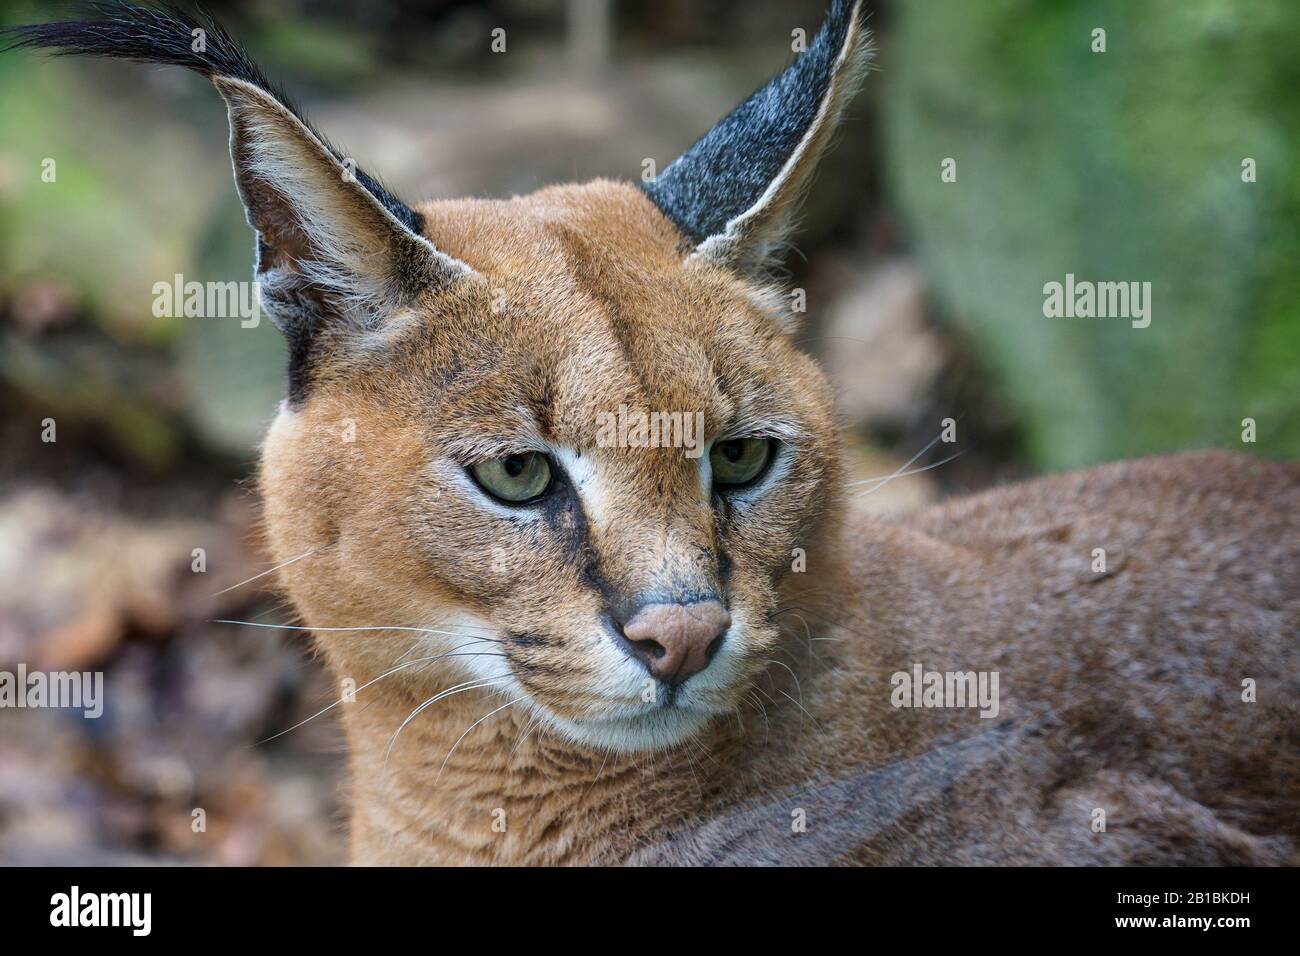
<box><xmin>886</xmin><ymin>0</ymin><xmax>1300</xmax><ymax>468</ymax></box>
<box><xmin>1</xmin><ymin>0</ymin><xmax>1296</xmax><ymax>474</ymax></box>
<box><xmin>0</xmin><ymin>2</ymin><xmax>332</xmax><ymax>459</ymax></box>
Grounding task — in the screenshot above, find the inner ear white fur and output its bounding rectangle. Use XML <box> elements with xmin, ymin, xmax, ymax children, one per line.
<box><xmin>214</xmin><ymin>76</ymin><xmax>475</xmax><ymax>305</ymax></box>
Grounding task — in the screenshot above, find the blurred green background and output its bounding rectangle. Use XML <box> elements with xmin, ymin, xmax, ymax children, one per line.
<box><xmin>0</xmin><ymin>0</ymin><xmax>1296</xmax><ymax>864</ymax></box>
<box><xmin>888</xmin><ymin>0</ymin><xmax>1300</xmax><ymax>468</ymax></box>
<box><xmin>4</xmin><ymin>0</ymin><xmax>1296</xmax><ymax>482</ymax></box>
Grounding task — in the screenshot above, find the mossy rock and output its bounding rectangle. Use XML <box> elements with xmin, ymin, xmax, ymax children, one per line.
<box><xmin>885</xmin><ymin>0</ymin><xmax>1300</xmax><ymax>468</ymax></box>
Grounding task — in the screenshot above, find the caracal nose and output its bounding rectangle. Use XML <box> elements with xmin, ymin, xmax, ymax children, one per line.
<box><xmin>618</xmin><ymin>600</ymin><xmax>731</xmax><ymax>684</ymax></box>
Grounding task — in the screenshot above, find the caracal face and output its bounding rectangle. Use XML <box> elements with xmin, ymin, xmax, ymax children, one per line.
<box><xmin>261</xmin><ymin>183</ymin><xmax>841</xmax><ymax>751</ymax></box>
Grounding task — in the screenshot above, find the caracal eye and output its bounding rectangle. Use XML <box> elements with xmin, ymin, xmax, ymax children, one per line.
<box><xmin>710</xmin><ymin>437</ymin><xmax>774</xmax><ymax>488</ymax></box>
<box><xmin>470</xmin><ymin>452</ymin><xmax>553</xmax><ymax>503</ymax></box>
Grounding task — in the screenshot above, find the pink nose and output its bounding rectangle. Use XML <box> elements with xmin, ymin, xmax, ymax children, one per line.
<box><xmin>618</xmin><ymin>600</ymin><xmax>730</xmax><ymax>684</ymax></box>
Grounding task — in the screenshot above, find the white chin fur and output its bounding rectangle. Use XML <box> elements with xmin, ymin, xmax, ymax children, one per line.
<box><xmin>540</xmin><ymin>704</ymin><xmax>719</xmax><ymax>753</ymax></box>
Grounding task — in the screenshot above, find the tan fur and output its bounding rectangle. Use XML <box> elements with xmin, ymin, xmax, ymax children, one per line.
<box><xmin>258</xmin><ymin>180</ymin><xmax>1300</xmax><ymax>865</ymax></box>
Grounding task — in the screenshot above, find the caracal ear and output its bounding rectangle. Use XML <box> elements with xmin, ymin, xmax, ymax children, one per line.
<box><xmin>2</xmin><ymin>3</ymin><xmax>475</xmax><ymax>400</ymax></box>
<box><xmin>214</xmin><ymin>75</ymin><xmax>473</xmax><ymax>337</ymax></box>
<box><xmin>642</xmin><ymin>0</ymin><xmax>872</xmax><ymax>276</ymax></box>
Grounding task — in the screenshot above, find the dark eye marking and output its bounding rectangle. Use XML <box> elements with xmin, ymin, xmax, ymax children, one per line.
<box><xmin>508</xmin><ymin>632</ymin><xmax>549</xmax><ymax>647</ymax></box>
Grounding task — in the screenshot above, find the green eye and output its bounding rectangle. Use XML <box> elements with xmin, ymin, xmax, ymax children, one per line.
<box><xmin>710</xmin><ymin>437</ymin><xmax>774</xmax><ymax>487</ymax></box>
<box><xmin>470</xmin><ymin>452</ymin><xmax>553</xmax><ymax>503</ymax></box>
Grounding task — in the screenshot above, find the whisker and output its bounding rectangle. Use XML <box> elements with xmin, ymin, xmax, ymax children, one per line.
<box><xmin>851</xmin><ymin>448</ymin><xmax>969</xmax><ymax>497</ymax></box>
<box><xmin>746</xmin><ymin>690</ymin><xmax>771</xmax><ymax>746</ymax></box>
<box><xmin>847</xmin><ymin>429</ymin><xmax>947</xmax><ymax>489</ymax></box>
<box><xmin>765</xmin><ymin>657</ymin><xmax>806</xmax><ymax>710</ymax></box>
<box><xmin>776</xmin><ymin>687</ymin><xmax>824</xmax><ymax>733</ymax></box>
<box><xmin>760</xmin><ymin>659</ymin><xmax>825</xmax><ymax>735</ymax></box>
<box><xmin>777</xmin><ymin>613</ymin><xmax>824</xmax><ymax>664</ymax></box>
<box><xmin>435</xmin><ymin>695</ymin><xmax>530</xmax><ymax>785</ymax></box>
<box><xmin>773</xmin><ymin>605</ymin><xmax>875</xmax><ymax>643</ymax></box>
<box><xmin>383</xmin><ymin>677</ymin><xmax>510</xmax><ymax>770</ymax></box>
<box><xmin>212</xmin><ymin>619</ymin><xmax>502</xmax><ymax>643</ymax></box>
<box><xmin>768</xmin><ymin>643</ymin><xmax>805</xmax><ymax>673</ymax></box>
<box><xmin>392</xmin><ymin>641</ymin><xmax>424</xmax><ymax>665</ymax></box>
<box><xmin>680</xmin><ymin>740</ymin><xmax>707</xmax><ymax>802</ymax></box>
<box><xmin>686</xmin><ymin>733</ymin><xmax>721</xmax><ymax>768</ymax></box>
<box><xmin>210</xmin><ymin>546</ymin><xmax>323</xmax><ymax>597</ymax></box>
<box><xmin>510</xmin><ymin>711</ymin><xmax>541</xmax><ymax>758</ymax></box>
<box><xmin>390</xmin><ymin>631</ymin><xmax>498</xmax><ymax>662</ymax></box>
<box><xmin>576</xmin><ymin>742</ymin><xmax>618</xmax><ymax>803</ymax></box>
<box><xmin>257</xmin><ymin>643</ymin><xmax>505</xmax><ymax>744</ymax></box>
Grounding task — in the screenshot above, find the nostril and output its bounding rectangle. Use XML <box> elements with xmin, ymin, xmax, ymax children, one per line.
<box><xmin>630</xmin><ymin>637</ymin><xmax>667</xmax><ymax>660</ymax></box>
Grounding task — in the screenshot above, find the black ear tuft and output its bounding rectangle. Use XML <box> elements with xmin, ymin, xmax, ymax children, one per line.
<box><xmin>1</xmin><ymin>1</ymin><xmax>422</xmax><ymax>234</ymax></box>
<box><xmin>642</xmin><ymin>0</ymin><xmax>871</xmax><ymax>273</ymax></box>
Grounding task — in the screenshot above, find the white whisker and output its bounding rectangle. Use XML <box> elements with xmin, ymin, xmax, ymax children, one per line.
<box><xmin>746</xmin><ymin>690</ymin><xmax>771</xmax><ymax>745</ymax></box>
<box><xmin>849</xmin><ymin>448</ymin><xmax>967</xmax><ymax>493</ymax></box>
<box><xmin>776</xmin><ymin>687</ymin><xmax>823</xmax><ymax>732</ymax></box>
<box><xmin>765</xmin><ymin>657</ymin><xmax>806</xmax><ymax>710</ymax></box>
<box><xmin>383</xmin><ymin>678</ymin><xmax>510</xmax><ymax>770</ymax></box>
<box><xmin>436</xmin><ymin>695</ymin><xmax>529</xmax><ymax>785</ymax></box>
<box><xmin>212</xmin><ymin>619</ymin><xmax>502</xmax><ymax>643</ymax></box>
<box><xmin>846</xmin><ymin>429</ymin><xmax>946</xmax><ymax>488</ymax></box>
<box><xmin>257</xmin><ymin>642</ymin><xmax>505</xmax><ymax>744</ymax></box>
<box><xmin>777</xmin><ymin>612</ymin><xmax>822</xmax><ymax>663</ymax></box>
<box><xmin>510</xmin><ymin>711</ymin><xmax>540</xmax><ymax>758</ymax></box>
<box><xmin>209</xmin><ymin>547</ymin><xmax>322</xmax><ymax>597</ymax></box>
